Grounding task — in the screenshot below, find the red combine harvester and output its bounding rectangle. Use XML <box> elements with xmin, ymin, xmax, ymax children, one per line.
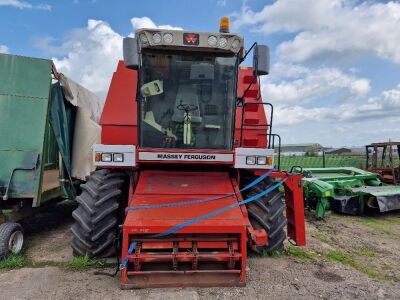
<box><xmin>70</xmin><ymin>18</ymin><xmax>306</xmax><ymax>288</ymax></box>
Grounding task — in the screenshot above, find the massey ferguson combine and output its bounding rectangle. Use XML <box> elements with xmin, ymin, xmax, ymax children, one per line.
<box><xmin>70</xmin><ymin>18</ymin><xmax>306</xmax><ymax>288</ymax></box>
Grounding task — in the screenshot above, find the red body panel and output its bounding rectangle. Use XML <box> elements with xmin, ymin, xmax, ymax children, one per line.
<box><xmin>121</xmin><ymin>170</ymin><xmax>247</xmax><ymax>288</ymax></box>
<box><xmin>234</xmin><ymin>68</ymin><xmax>268</xmax><ymax>148</ymax></box>
<box><xmin>101</xmin><ymin>61</ymin><xmax>138</xmax><ymax>145</ymax></box>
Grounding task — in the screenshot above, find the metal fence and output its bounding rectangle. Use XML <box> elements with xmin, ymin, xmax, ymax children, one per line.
<box><xmin>279</xmin><ymin>155</ymin><xmax>366</xmax><ymax>171</ymax></box>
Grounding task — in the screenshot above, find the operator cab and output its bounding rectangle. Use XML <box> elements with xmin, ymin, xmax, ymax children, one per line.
<box><xmin>124</xmin><ymin>28</ymin><xmax>245</xmax><ymax>150</ymax></box>
<box><xmin>139</xmin><ymin>50</ymin><xmax>237</xmax><ymax>149</ymax></box>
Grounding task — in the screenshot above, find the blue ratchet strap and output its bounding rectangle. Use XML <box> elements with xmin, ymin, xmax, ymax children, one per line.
<box><xmin>125</xmin><ymin>169</ymin><xmax>274</xmax><ymax>212</ymax></box>
<box><xmin>121</xmin><ymin>241</ymin><xmax>137</xmax><ymax>268</ymax></box>
<box><xmin>120</xmin><ymin>175</ymin><xmax>289</xmax><ymax>268</ymax></box>
<box><xmin>150</xmin><ymin>176</ymin><xmax>290</xmax><ymax>238</ymax></box>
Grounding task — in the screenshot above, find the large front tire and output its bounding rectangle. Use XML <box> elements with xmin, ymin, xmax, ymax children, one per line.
<box><xmin>243</xmin><ymin>176</ymin><xmax>287</xmax><ymax>254</ymax></box>
<box><xmin>70</xmin><ymin>169</ymin><xmax>127</xmax><ymax>258</ymax></box>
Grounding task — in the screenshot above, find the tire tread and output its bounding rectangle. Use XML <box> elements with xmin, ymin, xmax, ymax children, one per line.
<box><xmin>70</xmin><ymin>169</ymin><xmax>126</xmax><ymax>258</ymax></box>
<box><xmin>242</xmin><ymin>176</ymin><xmax>287</xmax><ymax>254</ymax></box>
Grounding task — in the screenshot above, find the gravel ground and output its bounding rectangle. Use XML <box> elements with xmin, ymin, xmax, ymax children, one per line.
<box><xmin>0</xmin><ymin>201</ymin><xmax>399</xmax><ymax>300</ymax></box>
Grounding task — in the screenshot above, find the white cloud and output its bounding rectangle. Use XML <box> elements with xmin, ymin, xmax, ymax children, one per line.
<box><xmin>130</xmin><ymin>17</ymin><xmax>183</xmax><ymax>31</ymax></box>
<box><xmin>234</xmin><ymin>0</ymin><xmax>400</xmax><ymax>64</ymax></box>
<box><xmin>233</xmin><ymin>0</ymin><xmax>400</xmax><ymax>145</ymax></box>
<box><xmin>52</xmin><ymin>20</ymin><xmax>124</xmax><ymax>97</ymax></box>
<box><xmin>274</xmin><ymin>105</ymin><xmax>327</xmax><ymax>126</ymax></box>
<box><xmin>0</xmin><ymin>45</ymin><xmax>9</xmax><ymax>54</ymax></box>
<box><xmin>234</xmin><ymin>0</ymin><xmax>340</xmax><ymax>33</ymax></box>
<box><xmin>0</xmin><ymin>0</ymin><xmax>51</xmax><ymax>10</ymax></box>
<box><xmin>47</xmin><ymin>17</ymin><xmax>182</xmax><ymax>98</ymax></box>
<box><xmin>273</xmin><ymin>84</ymin><xmax>400</xmax><ymax>127</ymax></box>
<box><xmin>335</xmin><ymin>84</ymin><xmax>400</xmax><ymax>121</ymax></box>
<box><xmin>263</xmin><ymin>63</ymin><xmax>370</xmax><ymax>104</ymax></box>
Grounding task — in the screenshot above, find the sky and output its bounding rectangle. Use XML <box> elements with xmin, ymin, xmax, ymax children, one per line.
<box><xmin>1</xmin><ymin>0</ymin><xmax>400</xmax><ymax>147</ymax></box>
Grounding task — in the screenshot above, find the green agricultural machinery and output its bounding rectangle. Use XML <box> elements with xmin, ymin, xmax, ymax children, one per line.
<box><xmin>0</xmin><ymin>53</ymin><xmax>102</xmax><ymax>258</ymax></box>
<box><xmin>301</xmin><ymin>167</ymin><xmax>400</xmax><ymax>218</ymax></box>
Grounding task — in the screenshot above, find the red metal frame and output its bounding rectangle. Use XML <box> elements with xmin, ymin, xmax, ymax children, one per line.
<box><xmin>98</xmin><ymin>61</ymin><xmax>306</xmax><ymax>288</ymax></box>
<box><xmin>254</xmin><ymin>170</ymin><xmax>306</xmax><ymax>246</ymax></box>
<box><xmin>101</xmin><ymin>61</ymin><xmax>138</xmax><ymax>145</ymax></box>
<box><xmin>121</xmin><ymin>170</ymin><xmax>247</xmax><ymax>288</ymax></box>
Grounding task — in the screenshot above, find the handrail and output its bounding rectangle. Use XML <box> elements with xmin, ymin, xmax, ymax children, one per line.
<box><xmin>239</xmin><ymin>101</ymin><xmax>273</xmax><ymax>148</ymax></box>
<box><xmin>268</xmin><ymin>133</ymin><xmax>281</xmax><ymax>171</ymax></box>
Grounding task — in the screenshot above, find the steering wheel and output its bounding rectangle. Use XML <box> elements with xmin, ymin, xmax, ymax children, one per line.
<box><xmin>177</xmin><ymin>102</ymin><xmax>198</xmax><ymax>113</ymax></box>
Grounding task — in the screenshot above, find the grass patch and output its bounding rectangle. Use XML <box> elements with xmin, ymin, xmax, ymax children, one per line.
<box><xmin>356</xmin><ymin>216</ymin><xmax>400</xmax><ymax>235</ymax></box>
<box><xmin>286</xmin><ymin>245</ymin><xmax>316</xmax><ymax>260</ymax></box>
<box><xmin>358</xmin><ymin>218</ymin><xmax>388</xmax><ymax>232</ymax></box>
<box><xmin>358</xmin><ymin>265</ymin><xmax>381</xmax><ymax>279</ymax></box>
<box><xmin>324</xmin><ymin>251</ymin><xmax>381</xmax><ymax>279</ymax></box>
<box><xmin>313</xmin><ymin>231</ymin><xmax>335</xmax><ymax>246</ymax></box>
<box><xmin>326</xmin><ymin>251</ymin><xmax>357</xmax><ymax>268</ymax></box>
<box><xmin>355</xmin><ymin>247</ymin><xmax>377</xmax><ymax>257</ymax></box>
<box><xmin>0</xmin><ymin>254</ymin><xmax>107</xmax><ymax>271</ymax></box>
<box><xmin>66</xmin><ymin>255</ymin><xmax>105</xmax><ymax>270</ymax></box>
<box><xmin>268</xmin><ymin>249</ymin><xmax>285</xmax><ymax>258</ymax></box>
<box><xmin>0</xmin><ymin>254</ymin><xmax>27</xmax><ymax>269</ymax></box>
<box><xmin>284</xmin><ymin>247</ymin><xmax>382</xmax><ymax>280</ymax></box>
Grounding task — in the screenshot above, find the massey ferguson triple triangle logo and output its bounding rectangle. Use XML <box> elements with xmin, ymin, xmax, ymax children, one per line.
<box><xmin>183</xmin><ymin>33</ymin><xmax>199</xmax><ymax>46</ymax></box>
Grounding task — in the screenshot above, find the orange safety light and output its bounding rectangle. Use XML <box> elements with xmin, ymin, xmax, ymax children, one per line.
<box><xmin>95</xmin><ymin>152</ymin><xmax>101</xmax><ymax>162</ymax></box>
<box><xmin>219</xmin><ymin>16</ymin><xmax>230</xmax><ymax>33</ymax></box>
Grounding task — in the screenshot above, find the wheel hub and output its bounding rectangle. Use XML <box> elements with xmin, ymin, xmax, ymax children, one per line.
<box><xmin>8</xmin><ymin>230</ymin><xmax>23</xmax><ymax>254</ymax></box>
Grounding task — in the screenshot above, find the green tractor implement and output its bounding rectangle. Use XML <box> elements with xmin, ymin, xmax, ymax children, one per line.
<box><xmin>0</xmin><ymin>53</ymin><xmax>102</xmax><ymax>258</ymax></box>
<box><xmin>301</xmin><ymin>167</ymin><xmax>400</xmax><ymax>218</ymax></box>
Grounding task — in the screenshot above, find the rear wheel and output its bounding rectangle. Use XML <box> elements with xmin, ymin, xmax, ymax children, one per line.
<box><xmin>242</xmin><ymin>176</ymin><xmax>287</xmax><ymax>254</ymax></box>
<box><xmin>0</xmin><ymin>222</ymin><xmax>24</xmax><ymax>258</ymax></box>
<box><xmin>70</xmin><ymin>169</ymin><xmax>127</xmax><ymax>258</ymax></box>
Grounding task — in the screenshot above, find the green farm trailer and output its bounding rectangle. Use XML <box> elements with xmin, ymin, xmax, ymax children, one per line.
<box><xmin>0</xmin><ymin>53</ymin><xmax>102</xmax><ymax>258</ymax></box>
<box><xmin>301</xmin><ymin>167</ymin><xmax>400</xmax><ymax>218</ymax></box>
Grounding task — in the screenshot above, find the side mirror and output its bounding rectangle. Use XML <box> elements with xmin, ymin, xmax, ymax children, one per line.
<box><xmin>253</xmin><ymin>44</ymin><xmax>270</xmax><ymax>76</ymax></box>
<box><xmin>123</xmin><ymin>37</ymin><xmax>139</xmax><ymax>70</ymax></box>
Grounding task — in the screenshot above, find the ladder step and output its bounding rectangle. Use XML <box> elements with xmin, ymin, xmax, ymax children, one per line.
<box><xmin>243</xmin><ymin>75</ymin><xmax>256</xmax><ymax>84</ymax></box>
<box><xmin>244</xmin><ymin>104</ymin><xmax>259</xmax><ymax>112</ymax></box>
<box><xmin>244</xmin><ymin>118</ymin><xmax>259</xmax><ymax>125</ymax></box>
<box><xmin>243</xmin><ymin>89</ymin><xmax>258</xmax><ymax>98</ymax></box>
<box><xmin>243</xmin><ymin>139</ymin><xmax>258</xmax><ymax>147</ymax></box>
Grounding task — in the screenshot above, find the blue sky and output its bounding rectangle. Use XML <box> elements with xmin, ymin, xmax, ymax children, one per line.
<box><xmin>1</xmin><ymin>0</ymin><xmax>400</xmax><ymax>147</ymax></box>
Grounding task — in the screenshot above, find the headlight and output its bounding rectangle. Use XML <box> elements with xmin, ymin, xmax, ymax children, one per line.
<box><xmin>113</xmin><ymin>153</ymin><xmax>124</xmax><ymax>162</ymax></box>
<box><xmin>231</xmin><ymin>39</ymin><xmax>240</xmax><ymax>50</ymax></box>
<box><xmin>207</xmin><ymin>35</ymin><xmax>218</xmax><ymax>47</ymax></box>
<box><xmin>163</xmin><ymin>33</ymin><xmax>173</xmax><ymax>44</ymax></box>
<box><xmin>218</xmin><ymin>37</ymin><xmax>228</xmax><ymax>48</ymax></box>
<box><xmin>101</xmin><ymin>153</ymin><xmax>112</xmax><ymax>162</ymax></box>
<box><xmin>152</xmin><ymin>33</ymin><xmax>162</xmax><ymax>44</ymax></box>
<box><xmin>139</xmin><ymin>33</ymin><xmax>148</xmax><ymax>44</ymax></box>
<box><xmin>257</xmin><ymin>156</ymin><xmax>267</xmax><ymax>165</ymax></box>
<box><xmin>246</xmin><ymin>156</ymin><xmax>256</xmax><ymax>165</ymax></box>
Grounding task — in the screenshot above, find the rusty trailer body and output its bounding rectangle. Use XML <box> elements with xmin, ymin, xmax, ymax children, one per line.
<box><xmin>366</xmin><ymin>141</ymin><xmax>400</xmax><ymax>184</ymax></box>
